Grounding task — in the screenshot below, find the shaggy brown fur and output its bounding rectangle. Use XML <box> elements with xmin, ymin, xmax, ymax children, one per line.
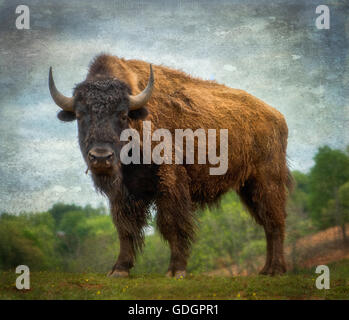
<box><xmin>56</xmin><ymin>53</ymin><xmax>292</xmax><ymax>277</ymax></box>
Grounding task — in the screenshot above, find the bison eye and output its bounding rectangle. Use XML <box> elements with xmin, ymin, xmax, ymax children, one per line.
<box><xmin>120</xmin><ymin>114</ymin><xmax>128</xmax><ymax>121</ymax></box>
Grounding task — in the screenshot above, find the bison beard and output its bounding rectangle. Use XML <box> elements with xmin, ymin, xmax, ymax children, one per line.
<box><xmin>49</xmin><ymin>53</ymin><xmax>293</xmax><ymax>277</ymax></box>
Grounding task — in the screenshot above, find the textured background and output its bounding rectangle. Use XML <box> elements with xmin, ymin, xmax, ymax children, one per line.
<box><xmin>0</xmin><ymin>0</ymin><xmax>348</xmax><ymax>212</ymax></box>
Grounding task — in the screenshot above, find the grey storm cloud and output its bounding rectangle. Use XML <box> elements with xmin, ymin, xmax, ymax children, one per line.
<box><xmin>0</xmin><ymin>0</ymin><xmax>348</xmax><ymax>212</ymax></box>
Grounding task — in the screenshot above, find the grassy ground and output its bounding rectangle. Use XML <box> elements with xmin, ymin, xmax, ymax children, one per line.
<box><xmin>0</xmin><ymin>259</ymin><xmax>348</xmax><ymax>300</ymax></box>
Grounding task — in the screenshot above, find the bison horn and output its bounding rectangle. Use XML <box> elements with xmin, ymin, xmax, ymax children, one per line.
<box><xmin>48</xmin><ymin>67</ymin><xmax>75</xmax><ymax>112</ymax></box>
<box><xmin>128</xmin><ymin>64</ymin><xmax>154</xmax><ymax>110</ymax></box>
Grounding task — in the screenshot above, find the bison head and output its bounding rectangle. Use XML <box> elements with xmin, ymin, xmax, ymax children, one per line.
<box><xmin>48</xmin><ymin>66</ymin><xmax>154</xmax><ymax>179</ymax></box>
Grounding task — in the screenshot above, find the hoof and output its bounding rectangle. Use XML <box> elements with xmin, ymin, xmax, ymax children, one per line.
<box><xmin>259</xmin><ymin>263</ymin><xmax>286</xmax><ymax>276</ymax></box>
<box><xmin>108</xmin><ymin>270</ymin><xmax>129</xmax><ymax>278</ymax></box>
<box><xmin>259</xmin><ymin>264</ymin><xmax>270</xmax><ymax>275</ymax></box>
<box><xmin>174</xmin><ymin>270</ymin><xmax>186</xmax><ymax>279</ymax></box>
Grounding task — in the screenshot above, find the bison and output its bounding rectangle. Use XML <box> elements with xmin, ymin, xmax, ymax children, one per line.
<box><xmin>48</xmin><ymin>54</ymin><xmax>292</xmax><ymax>277</ymax></box>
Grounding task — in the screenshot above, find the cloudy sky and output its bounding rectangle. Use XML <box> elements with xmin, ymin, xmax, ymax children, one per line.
<box><xmin>0</xmin><ymin>0</ymin><xmax>348</xmax><ymax>213</ymax></box>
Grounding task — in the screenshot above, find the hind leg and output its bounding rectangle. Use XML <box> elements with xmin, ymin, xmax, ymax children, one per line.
<box><xmin>238</xmin><ymin>177</ymin><xmax>287</xmax><ymax>275</ymax></box>
<box><xmin>156</xmin><ymin>165</ymin><xmax>196</xmax><ymax>278</ymax></box>
<box><xmin>260</xmin><ymin>222</ymin><xmax>286</xmax><ymax>275</ymax></box>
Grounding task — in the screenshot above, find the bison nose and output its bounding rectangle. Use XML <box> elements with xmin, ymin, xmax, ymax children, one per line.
<box><xmin>88</xmin><ymin>148</ymin><xmax>115</xmax><ymax>167</ymax></box>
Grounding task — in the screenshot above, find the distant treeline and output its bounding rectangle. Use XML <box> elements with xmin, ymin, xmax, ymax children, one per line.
<box><xmin>0</xmin><ymin>145</ymin><xmax>348</xmax><ymax>274</ymax></box>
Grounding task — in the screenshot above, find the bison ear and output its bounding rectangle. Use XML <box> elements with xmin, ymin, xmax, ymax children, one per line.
<box><xmin>57</xmin><ymin>110</ymin><xmax>76</xmax><ymax>122</ymax></box>
<box><xmin>128</xmin><ymin>107</ymin><xmax>149</xmax><ymax>120</ymax></box>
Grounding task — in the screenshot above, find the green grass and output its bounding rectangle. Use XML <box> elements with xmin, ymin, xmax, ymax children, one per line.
<box><xmin>1</xmin><ymin>260</ymin><xmax>348</xmax><ymax>300</ymax></box>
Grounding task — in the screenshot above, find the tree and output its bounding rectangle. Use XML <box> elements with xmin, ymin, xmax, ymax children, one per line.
<box><xmin>188</xmin><ymin>192</ymin><xmax>264</xmax><ymax>274</ymax></box>
<box><xmin>286</xmin><ymin>171</ymin><xmax>313</xmax><ymax>270</ymax></box>
<box><xmin>308</xmin><ymin>146</ymin><xmax>349</xmax><ymax>229</ymax></box>
<box><xmin>338</xmin><ymin>182</ymin><xmax>349</xmax><ymax>242</ymax></box>
<box><xmin>322</xmin><ymin>181</ymin><xmax>349</xmax><ymax>243</ymax></box>
<box><xmin>49</xmin><ymin>203</ymin><xmax>82</xmax><ymax>227</ymax></box>
<box><xmin>0</xmin><ymin>212</ymin><xmax>59</xmax><ymax>270</ymax></box>
<box><xmin>289</xmin><ymin>170</ymin><xmax>310</xmax><ymax>215</ymax></box>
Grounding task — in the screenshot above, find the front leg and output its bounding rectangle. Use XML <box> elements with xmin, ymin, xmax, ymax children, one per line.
<box><xmin>108</xmin><ymin>232</ymin><xmax>138</xmax><ymax>278</ymax></box>
<box><xmin>108</xmin><ymin>196</ymin><xmax>149</xmax><ymax>278</ymax></box>
<box><xmin>156</xmin><ymin>165</ymin><xmax>196</xmax><ymax>278</ymax></box>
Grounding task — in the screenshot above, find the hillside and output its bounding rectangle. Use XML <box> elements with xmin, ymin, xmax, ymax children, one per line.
<box><xmin>0</xmin><ymin>259</ymin><xmax>348</xmax><ymax>300</ymax></box>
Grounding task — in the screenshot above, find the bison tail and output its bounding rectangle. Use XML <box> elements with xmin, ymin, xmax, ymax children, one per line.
<box><xmin>286</xmin><ymin>167</ymin><xmax>294</xmax><ymax>194</ymax></box>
